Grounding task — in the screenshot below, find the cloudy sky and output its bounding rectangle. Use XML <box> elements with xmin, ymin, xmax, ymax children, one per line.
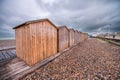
<box><xmin>0</xmin><ymin>0</ymin><xmax>120</xmax><ymax>38</ymax></box>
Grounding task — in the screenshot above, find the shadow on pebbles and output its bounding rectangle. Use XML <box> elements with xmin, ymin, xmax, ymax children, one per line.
<box><xmin>22</xmin><ymin>38</ymin><xmax>120</xmax><ymax>80</ymax></box>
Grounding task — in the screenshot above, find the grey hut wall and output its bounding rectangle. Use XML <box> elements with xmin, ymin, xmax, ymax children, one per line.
<box><xmin>74</xmin><ymin>30</ymin><xmax>77</xmax><ymax>44</ymax></box>
<box><xmin>69</xmin><ymin>29</ymin><xmax>75</xmax><ymax>46</ymax></box>
<box><xmin>58</xmin><ymin>26</ymin><xmax>69</xmax><ymax>52</ymax></box>
<box><xmin>77</xmin><ymin>31</ymin><xmax>80</xmax><ymax>43</ymax></box>
<box><xmin>79</xmin><ymin>32</ymin><xmax>82</xmax><ymax>42</ymax></box>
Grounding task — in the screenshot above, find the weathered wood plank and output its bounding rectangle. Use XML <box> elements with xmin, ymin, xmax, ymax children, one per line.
<box><xmin>8</xmin><ymin>66</ymin><xmax>30</xmax><ymax>80</ymax></box>
<box><xmin>7</xmin><ymin>50</ymin><xmax>16</xmax><ymax>58</ymax></box>
<box><xmin>0</xmin><ymin>58</ymin><xmax>28</xmax><ymax>79</ymax></box>
<box><xmin>6</xmin><ymin>51</ymin><xmax>13</xmax><ymax>58</ymax></box>
<box><xmin>6</xmin><ymin>50</ymin><xmax>14</xmax><ymax>58</ymax></box>
<box><xmin>0</xmin><ymin>43</ymin><xmax>78</xmax><ymax>80</ymax></box>
<box><xmin>13</xmin><ymin>46</ymin><xmax>74</xmax><ymax>80</ymax></box>
<box><xmin>0</xmin><ymin>51</ymin><xmax>4</xmax><ymax>60</ymax></box>
<box><xmin>9</xmin><ymin>50</ymin><xmax>16</xmax><ymax>57</ymax></box>
<box><xmin>0</xmin><ymin>58</ymin><xmax>14</xmax><ymax>67</ymax></box>
<box><xmin>69</xmin><ymin>29</ymin><xmax>75</xmax><ymax>46</ymax></box>
<box><xmin>1</xmin><ymin>51</ymin><xmax>10</xmax><ymax>59</ymax></box>
<box><xmin>0</xmin><ymin>61</ymin><xmax>25</xmax><ymax>71</ymax></box>
<box><xmin>0</xmin><ymin>58</ymin><xmax>21</xmax><ymax>71</ymax></box>
<box><xmin>0</xmin><ymin>66</ymin><xmax>30</xmax><ymax>80</ymax></box>
<box><xmin>1</xmin><ymin>52</ymin><xmax>6</xmax><ymax>59</ymax></box>
<box><xmin>1</xmin><ymin>51</ymin><xmax>7</xmax><ymax>59</ymax></box>
<box><xmin>0</xmin><ymin>63</ymin><xmax>27</xmax><ymax>75</ymax></box>
<box><xmin>58</xmin><ymin>26</ymin><xmax>69</xmax><ymax>52</ymax></box>
<box><xmin>9</xmin><ymin>61</ymin><xmax>26</xmax><ymax>68</ymax></box>
<box><xmin>10</xmin><ymin>50</ymin><xmax>16</xmax><ymax>55</ymax></box>
<box><xmin>6</xmin><ymin>58</ymin><xmax>20</xmax><ymax>65</ymax></box>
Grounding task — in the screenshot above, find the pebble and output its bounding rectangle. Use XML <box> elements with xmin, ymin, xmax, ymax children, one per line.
<box><xmin>22</xmin><ymin>38</ymin><xmax>120</xmax><ymax>80</ymax></box>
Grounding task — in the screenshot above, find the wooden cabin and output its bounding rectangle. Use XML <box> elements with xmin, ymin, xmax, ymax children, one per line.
<box><xmin>74</xmin><ymin>30</ymin><xmax>77</xmax><ymax>44</ymax></box>
<box><xmin>13</xmin><ymin>18</ymin><xmax>58</xmax><ymax>66</ymax></box>
<box><xmin>58</xmin><ymin>26</ymin><xmax>69</xmax><ymax>52</ymax></box>
<box><xmin>82</xmin><ymin>32</ymin><xmax>87</xmax><ymax>41</ymax></box>
<box><xmin>69</xmin><ymin>29</ymin><xmax>75</xmax><ymax>46</ymax></box>
<box><xmin>85</xmin><ymin>33</ymin><xmax>88</xmax><ymax>40</ymax></box>
<box><xmin>81</xmin><ymin>32</ymin><xmax>85</xmax><ymax>41</ymax></box>
<box><xmin>79</xmin><ymin>32</ymin><xmax>82</xmax><ymax>42</ymax></box>
<box><xmin>77</xmin><ymin>31</ymin><xmax>80</xmax><ymax>43</ymax></box>
<box><xmin>74</xmin><ymin>30</ymin><xmax>80</xmax><ymax>44</ymax></box>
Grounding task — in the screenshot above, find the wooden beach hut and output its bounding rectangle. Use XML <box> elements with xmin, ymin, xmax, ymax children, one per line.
<box><xmin>13</xmin><ymin>18</ymin><xmax>58</xmax><ymax>66</ymax></box>
<box><xmin>69</xmin><ymin>29</ymin><xmax>75</xmax><ymax>46</ymax></box>
<box><xmin>74</xmin><ymin>30</ymin><xmax>77</xmax><ymax>44</ymax></box>
<box><xmin>84</xmin><ymin>33</ymin><xmax>88</xmax><ymax>40</ymax></box>
<box><xmin>58</xmin><ymin>26</ymin><xmax>69</xmax><ymax>52</ymax></box>
<box><xmin>80</xmin><ymin>32</ymin><xmax>83</xmax><ymax>42</ymax></box>
<box><xmin>74</xmin><ymin>30</ymin><xmax>80</xmax><ymax>44</ymax></box>
<box><xmin>77</xmin><ymin>31</ymin><xmax>80</xmax><ymax>43</ymax></box>
<box><xmin>82</xmin><ymin>32</ymin><xmax>87</xmax><ymax>41</ymax></box>
<box><xmin>81</xmin><ymin>32</ymin><xmax>85</xmax><ymax>41</ymax></box>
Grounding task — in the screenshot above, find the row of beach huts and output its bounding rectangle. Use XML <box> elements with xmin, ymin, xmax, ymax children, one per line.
<box><xmin>13</xmin><ymin>18</ymin><xmax>88</xmax><ymax>66</ymax></box>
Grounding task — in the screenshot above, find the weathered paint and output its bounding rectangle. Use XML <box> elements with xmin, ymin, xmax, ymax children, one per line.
<box><xmin>69</xmin><ymin>29</ymin><xmax>75</xmax><ymax>46</ymax></box>
<box><xmin>58</xmin><ymin>26</ymin><xmax>69</xmax><ymax>52</ymax></box>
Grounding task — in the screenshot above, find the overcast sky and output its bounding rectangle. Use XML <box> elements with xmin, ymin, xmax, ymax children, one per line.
<box><xmin>0</xmin><ymin>0</ymin><xmax>120</xmax><ymax>38</ymax></box>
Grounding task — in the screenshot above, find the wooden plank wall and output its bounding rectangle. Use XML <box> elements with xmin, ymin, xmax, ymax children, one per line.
<box><xmin>74</xmin><ymin>30</ymin><xmax>80</xmax><ymax>44</ymax></box>
<box><xmin>15</xmin><ymin>21</ymin><xmax>57</xmax><ymax>66</ymax></box>
<box><xmin>69</xmin><ymin>29</ymin><xmax>75</xmax><ymax>46</ymax></box>
<box><xmin>15</xmin><ymin>25</ymin><xmax>30</xmax><ymax>64</ymax></box>
<box><xmin>74</xmin><ymin>31</ymin><xmax>77</xmax><ymax>44</ymax></box>
<box><xmin>15</xmin><ymin>19</ymin><xmax>88</xmax><ymax>66</ymax></box>
<box><xmin>77</xmin><ymin>31</ymin><xmax>80</xmax><ymax>43</ymax></box>
<box><xmin>81</xmin><ymin>33</ymin><xmax>84</xmax><ymax>41</ymax></box>
<box><xmin>81</xmin><ymin>33</ymin><xmax>87</xmax><ymax>41</ymax></box>
<box><xmin>58</xmin><ymin>27</ymin><xmax>69</xmax><ymax>52</ymax></box>
<box><xmin>84</xmin><ymin>33</ymin><xmax>88</xmax><ymax>40</ymax></box>
<box><xmin>79</xmin><ymin>32</ymin><xmax>82</xmax><ymax>42</ymax></box>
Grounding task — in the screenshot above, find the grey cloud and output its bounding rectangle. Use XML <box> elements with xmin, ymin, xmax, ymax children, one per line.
<box><xmin>39</xmin><ymin>0</ymin><xmax>120</xmax><ymax>33</ymax></box>
<box><xmin>0</xmin><ymin>0</ymin><xmax>120</xmax><ymax>38</ymax></box>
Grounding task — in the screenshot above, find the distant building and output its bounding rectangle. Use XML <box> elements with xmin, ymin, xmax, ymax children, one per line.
<box><xmin>116</xmin><ymin>32</ymin><xmax>120</xmax><ymax>36</ymax></box>
<box><xmin>115</xmin><ymin>32</ymin><xmax>120</xmax><ymax>39</ymax></box>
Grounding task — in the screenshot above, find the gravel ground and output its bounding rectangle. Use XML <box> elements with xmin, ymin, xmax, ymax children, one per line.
<box><xmin>22</xmin><ymin>38</ymin><xmax>120</xmax><ymax>80</ymax></box>
<box><xmin>0</xmin><ymin>40</ymin><xmax>15</xmax><ymax>48</ymax></box>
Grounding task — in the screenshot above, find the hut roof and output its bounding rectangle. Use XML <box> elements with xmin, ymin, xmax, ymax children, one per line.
<box><xmin>69</xmin><ymin>28</ymin><xmax>75</xmax><ymax>31</ymax></box>
<box><xmin>75</xmin><ymin>30</ymin><xmax>79</xmax><ymax>32</ymax></box>
<box><xmin>13</xmin><ymin>18</ymin><xmax>57</xmax><ymax>29</ymax></box>
<box><xmin>58</xmin><ymin>25</ymin><xmax>69</xmax><ymax>31</ymax></box>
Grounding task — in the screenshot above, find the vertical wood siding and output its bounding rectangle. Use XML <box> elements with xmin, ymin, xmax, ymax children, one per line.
<box><xmin>15</xmin><ymin>21</ymin><xmax>57</xmax><ymax>66</ymax></box>
<box><xmin>82</xmin><ymin>33</ymin><xmax>87</xmax><ymax>41</ymax></box>
<box><xmin>58</xmin><ymin>27</ymin><xmax>69</xmax><ymax>52</ymax></box>
<box><xmin>14</xmin><ymin>19</ymin><xmax>87</xmax><ymax>66</ymax></box>
<box><xmin>81</xmin><ymin>33</ymin><xmax>84</xmax><ymax>41</ymax></box>
<box><xmin>84</xmin><ymin>33</ymin><xmax>88</xmax><ymax>40</ymax></box>
<box><xmin>15</xmin><ymin>25</ymin><xmax>31</xmax><ymax>64</ymax></box>
<box><xmin>69</xmin><ymin>29</ymin><xmax>75</xmax><ymax>46</ymax></box>
<box><xmin>77</xmin><ymin>31</ymin><xmax>80</xmax><ymax>43</ymax></box>
<box><xmin>74</xmin><ymin>30</ymin><xmax>79</xmax><ymax>44</ymax></box>
<box><xmin>79</xmin><ymin>32</ymin><xmax>82</xmax><ymax>42</ymax></box>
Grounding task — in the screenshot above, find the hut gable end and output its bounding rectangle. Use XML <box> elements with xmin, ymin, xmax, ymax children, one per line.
<box><xmin>13</xmin><ymin>18</ymin><xmax>57</xmax><ymax>29</ymax></box>
<box><xmin>58</xmin><ymin>26</ymin><xmax>69</xmax><ymax>52</ymax></box>
<box><xmin>58</xmin><ymin>26</ymin><xmax>69</xmax><ymax>31</ymax></box>
<box><xmin>13</xmin><ymin>18</ymin><xmax>58</xmax><ymax>66</ymax></box>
